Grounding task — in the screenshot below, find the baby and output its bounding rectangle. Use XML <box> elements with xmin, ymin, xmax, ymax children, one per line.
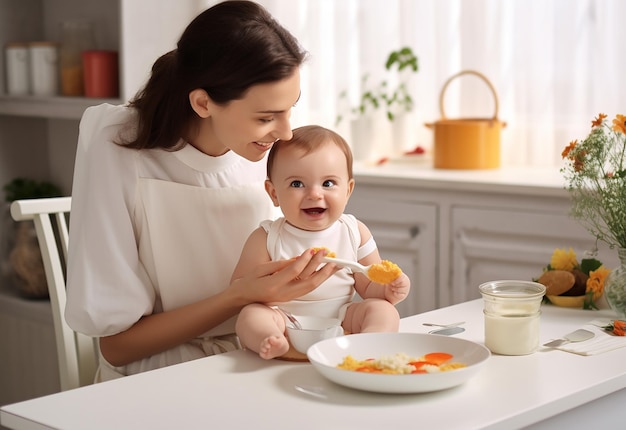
<box><xmin>232</xmin><ymin>125</ymin><xmax>411</xmax><ymax>359</ymax></box>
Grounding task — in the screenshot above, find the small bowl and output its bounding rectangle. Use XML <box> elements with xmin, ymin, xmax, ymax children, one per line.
<box><xmin>547</xmin><ymin>295</ymin><xmax>585</xmax><ymax>308</ymax></box>
<box><xmin>285</xmin><ymin>315</ymin><xmax>343</xmax><ymax>353</ymax></box>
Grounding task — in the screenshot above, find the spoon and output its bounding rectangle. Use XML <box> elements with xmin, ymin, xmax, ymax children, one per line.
<box><xmin>543</xmin><ymin>328</ymin><xmax>595</xmax><ymax>348</ymax></box>
<box><xmin>429</xmin><ymin>326</ymin><xmax>465</xmax><ymax>336</ymax></box>
<box><xmin>423</xmin><ymin>321</ymin><xmax>465</xmax><ymax>328</ymax></box>
<box><xmin>322</xmin><ymin>256</ymin><xmax>401</xmax><ymax>283</ymax></box>
<box><xmin>278</xmin><ymin>307</ymin><xmax>302</xmax><ymax>330</ymax></box>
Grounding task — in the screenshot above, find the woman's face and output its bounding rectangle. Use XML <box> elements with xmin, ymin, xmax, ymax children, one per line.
<box><xmin>192</xmin><ymin>69</ymin><xmax>301</xmax><ymax>160</ymax></box>
<box><xmin>265</xmin><ymin>141</ymin><xmax>355</xmax><ymax>231</ymax></box>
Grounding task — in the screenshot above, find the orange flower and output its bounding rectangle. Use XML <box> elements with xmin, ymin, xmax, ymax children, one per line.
<box><xmin>586</xmin><ymin>265</ymin><xmax>610</xmax><ymax>300</ymax></box>
<box><xmin>612</xmin><ymin>114</ymin><xmax>626</xmax><ymax>134</ymax></box>
<box><xmin>591</xmin><ymin>113</ymin><xmax>607</xmax><ymax>127</ymax></box>
<box><xmin>562</xmin><ymin>140</ymin><xmax>577</xmax><ymax>158</ymax></box>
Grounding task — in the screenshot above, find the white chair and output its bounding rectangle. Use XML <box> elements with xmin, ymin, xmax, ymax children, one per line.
<box><xmin>10</xmin><ymin>197</ymin><xmax>98</xmax><ymax>391</ymax></box>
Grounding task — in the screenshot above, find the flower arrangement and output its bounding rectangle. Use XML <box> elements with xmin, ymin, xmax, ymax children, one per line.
<box><xmin>561</xmin><ymin>113</ymin><xmax>626</xmax><ymax>249</ymax></box>
<box><xmin>535</xmin><ymin>247</ymin><xmax>610</xmax><ymax>309</ymax></box>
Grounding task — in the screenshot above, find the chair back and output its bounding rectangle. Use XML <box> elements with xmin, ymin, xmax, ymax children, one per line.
<box><xmin>10</xmin><ymin>197</ymin><xmax>98</xmax><ymax>391</ymax></box>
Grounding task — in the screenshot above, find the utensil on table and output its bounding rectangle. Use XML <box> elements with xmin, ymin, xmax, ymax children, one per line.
<box><xmin>543</xmin><ymin>329</ymin><xmax>595</xmax><ymax>348</ymax></box>
<box><xmin>423</xmin><ymin>321</ymin><xmax>465</xmax><ymax>328</ymax></box>
<box><xmin>295</xmin><ymin>384</ymin><xmax>327</xmax><ymax>399</ymax></box>
<box><xmin>278</xmin><ymin>307</ymin><xmax>302</xmax><ymax>330</ymax></box>
<box><xmin>429</xmin><ymin>326</ymin><xmax>465</xmax><ymax>336</ymax></box>
<box><xmin>322</xmin><ymin>256</ymin><xmax>400</xmax><ymax>283</ymax></box>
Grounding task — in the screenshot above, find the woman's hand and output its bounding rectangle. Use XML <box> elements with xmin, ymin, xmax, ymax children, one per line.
<box><xmin>100</xmin><ymin>249</ymin><xmax>337</xmax><ymax>368</ymax></box>
<box><xmin>229</xmin><ymin>248</ymin><xmax>338</xmax><ymax>304</ymax></box>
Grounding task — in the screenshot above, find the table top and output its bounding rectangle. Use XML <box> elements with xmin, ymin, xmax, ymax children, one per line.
<box><xmin>2</xmin><ymin>299</ymin><xmax>626</xmax><ymax>430</ymax></box>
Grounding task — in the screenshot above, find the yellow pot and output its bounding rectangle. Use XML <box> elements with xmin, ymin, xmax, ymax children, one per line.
<box><xmin>426</xmin><ymin>70</ymin><xmax>506</xmax><ymax>170</ymax></box>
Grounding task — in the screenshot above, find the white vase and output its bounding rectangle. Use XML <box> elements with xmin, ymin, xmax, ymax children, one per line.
<box><xmin>390</xmin><ymin>112</ymin><xmax>417</xmax><ymax>155</ymax></box>
<box><xmin>349</xmin><ymin>113</ymin><xmax>392</xmax><ymax>162</ymax></box>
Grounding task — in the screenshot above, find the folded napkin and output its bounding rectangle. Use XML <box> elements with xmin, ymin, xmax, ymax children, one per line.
<box><xmin>555</xmin><ymin>320</ymin><xmax>626</xmax><ymax>356</ymax></box>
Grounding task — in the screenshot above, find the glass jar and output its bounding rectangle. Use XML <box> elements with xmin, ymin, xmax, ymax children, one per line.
<box><xmin>605</xmin><ymin>248</ymin><xmax>626</xmax><ymax>319</ymax></box>
<box><xmin>59</xmin><ymin>21</ymin><xmax>95</xmax><ymax>96</ymax></box>
<box><xmin>479</xmin><ymin>280</ymin><xmax>546</xmax><ymax>355</ymax></box>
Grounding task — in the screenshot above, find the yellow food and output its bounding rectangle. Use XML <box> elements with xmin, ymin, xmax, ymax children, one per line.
<box><xmin>312</xmin><ymin>247</ymin><xmax>336</xmax><ymax>258</ymax></box>
<box><xmin>337</xmin><ymin>352</ymin><xmax>466</xmax><ymax>374</ymax></box>
<box><xmin>367</xmin><ymin>260</ymin><xmax>402</xmax><ymax>284</ymax></box>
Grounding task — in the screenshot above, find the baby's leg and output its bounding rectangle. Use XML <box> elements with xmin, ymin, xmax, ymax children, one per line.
<box><xmin>235</xmin><ymin>304</ymin><xmax>289</xmax><ymax>359</ymax></box>
<box><xmin>342</xmin><ymin>299</ymin><xmax>400</xmax><ymax>334</ymax></box>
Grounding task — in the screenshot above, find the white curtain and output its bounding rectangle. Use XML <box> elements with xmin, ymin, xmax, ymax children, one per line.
<box><xmin>222</xmin><ymin>0</ymin><xmax>624</xmax><ymax>168</ymax></box>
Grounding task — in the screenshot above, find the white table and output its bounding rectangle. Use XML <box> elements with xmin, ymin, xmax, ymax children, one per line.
<box><xmin>2</xmin><ymin>299</ymin><xmax>625</xmax><ymax>430</ymax></box>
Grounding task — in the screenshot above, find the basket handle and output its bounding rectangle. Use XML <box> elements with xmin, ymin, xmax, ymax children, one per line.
<box><xmin>439</xmin><ymin>70</ymin><xmax>499</xmax><ymax>121</ymax></box>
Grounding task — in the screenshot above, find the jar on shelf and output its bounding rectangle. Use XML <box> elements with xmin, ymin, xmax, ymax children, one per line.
<box><xmin>82</xmin><ymin>50</ymin><xmax>119</xmax><ymax>98</ymax></box>
<box><xmin>4</xmin><ymin>42</ymin><xmax>30</xmax><ymax>95</ymax></box>
<box><xmin>28</xmin><ymin>42</ymin><xmax>59</xmax><ymax>96</ymax></box>
<box><xmin>59</xmin><ymin>21</ymin><xmax>96</xmax><ymax>96</ymax></box>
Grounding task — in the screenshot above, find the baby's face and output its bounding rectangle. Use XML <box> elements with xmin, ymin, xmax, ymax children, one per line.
<box><xmin>265</xmin><ymin>141</ymin><xmax>354</xmax><ymax>231</ymax></box>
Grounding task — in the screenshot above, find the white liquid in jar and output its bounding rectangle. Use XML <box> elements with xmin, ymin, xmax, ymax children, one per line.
<box><xmin>484</xmin><ymin>312</ymin><xmax>540</xmax><ymax>355</ymax></box>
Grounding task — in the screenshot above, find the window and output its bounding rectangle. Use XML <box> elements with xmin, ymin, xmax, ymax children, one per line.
<box><xmin>250</xmin><ymin>0</ymin><xmax>624</xmax><ymax>167</ymax></box>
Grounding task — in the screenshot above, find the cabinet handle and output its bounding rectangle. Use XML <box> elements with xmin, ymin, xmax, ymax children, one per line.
<box><xmin>410</xmin><ymin>225</ymin><xmax>420</xmax><ymax>238</ymax></box>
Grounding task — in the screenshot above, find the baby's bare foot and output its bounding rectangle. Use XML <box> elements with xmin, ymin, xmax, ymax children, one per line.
<box><xmin>259</xmin><ymin>335</ymin><xmax>289</xmax><ymax>359</ymax></box>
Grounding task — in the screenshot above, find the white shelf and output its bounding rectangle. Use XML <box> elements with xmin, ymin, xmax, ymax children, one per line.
<box><xmin>0</xmin><ymin>95</ymin><xmax>122</xmax><ymax>120</ymax></box>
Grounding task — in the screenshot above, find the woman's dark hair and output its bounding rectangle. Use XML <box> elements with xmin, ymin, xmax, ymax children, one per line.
<box><xmin>121</xmin><ymin>1</ymin><xmax>307</xmax><ymax>149</ymax></box>
<box><xmin>267</xmin><ymin>125</ymin><xmax>354</xmax><ymax>181</ymax></box>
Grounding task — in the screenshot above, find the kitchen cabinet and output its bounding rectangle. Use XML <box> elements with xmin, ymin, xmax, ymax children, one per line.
<box><xmin>0</xmin><ymin>0</ymin><xmax>203</xmax><ymax>195</ymax></box>
<box><xmin>450</xmin><ymin>206</ymin><xmax>606</xmax><ymax>304</ymax></box>
<box><xmin>349</xmin><ymin>163</ymin><xmax>620</xmax><ymax>315</ymax></box>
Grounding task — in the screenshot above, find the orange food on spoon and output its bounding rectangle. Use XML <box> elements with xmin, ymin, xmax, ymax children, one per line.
<box><xmin>367</xmin><ymin>260</ymin><xmax>402</xmax><ymax>284</ymax></box>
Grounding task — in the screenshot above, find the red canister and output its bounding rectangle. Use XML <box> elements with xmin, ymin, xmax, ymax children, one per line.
<box><xmin>82</xmin><ymin>50</ymin><xmax>119</xmax><ymax>98</ymax></box>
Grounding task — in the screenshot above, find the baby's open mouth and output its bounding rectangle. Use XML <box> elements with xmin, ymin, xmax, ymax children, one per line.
<box><xmin>303</xmin><ymin>207</ymin><xmax>326</xmax><ymax>215</ymax></box>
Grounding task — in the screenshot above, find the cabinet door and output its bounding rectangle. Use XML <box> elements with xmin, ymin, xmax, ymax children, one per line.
<box><xmin>450</xmin><ymin>207</ymin><xmax>615</xmax><ymax>305</ymax></box>
<box><xmin>347</xmin><ymin>190</ymin><xmax>437</xmax><ymax>317</ymax></box>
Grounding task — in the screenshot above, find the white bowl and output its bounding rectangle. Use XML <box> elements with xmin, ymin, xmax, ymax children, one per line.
<box><xmin>307</xmin><ymin>332</ymin><xmax>490</xmax><ymax>393</ymax></box>
<box><xmin>286</xmin><ymin>315</ymin><xmax>343</xmax><ymax>353</ymax></box>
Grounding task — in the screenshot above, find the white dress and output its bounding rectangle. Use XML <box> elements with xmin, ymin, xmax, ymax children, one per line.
<box><xmin>65</xmin><ymin>104</ymin><xmax>276</xmax><ymax>379</ymax></box>
<box><xmin>262</xmin><ymin>214</ymin><xmax>376</xmax><ymax>319</ymax></box>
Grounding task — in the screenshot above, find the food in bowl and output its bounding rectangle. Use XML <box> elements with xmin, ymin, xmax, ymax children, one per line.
<box><xmin>307</xmin><ymin>333</ymin><xmax>490</xmax><ymax>393</ymax></box>
<box><xmin>337</xmin><ymin>352</ymin><xmax>466</xmax><ymax>374</ymax></box>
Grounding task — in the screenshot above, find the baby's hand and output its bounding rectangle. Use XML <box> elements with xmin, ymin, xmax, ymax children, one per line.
<box><xmin>385</xmin><ymin>273</ymin><xmax>411</xmax><ymax>304</ymax></box>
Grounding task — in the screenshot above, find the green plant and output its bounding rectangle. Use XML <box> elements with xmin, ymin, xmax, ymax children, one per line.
<box><xmin>3</xmin><ymin>177</ymin><xmax>62</xmax><ymax>202</ymax></box>
<box><xmin>336</xmin><ymin>46</ymin><xmax>419</xmax><ymax>125</ymax></box>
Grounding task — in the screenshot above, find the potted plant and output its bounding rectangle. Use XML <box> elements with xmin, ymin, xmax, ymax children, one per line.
<box><xmin>336</xmin><ymin>46</ymin><xmax>419</xmax><ymax>124</ymax></box>
<box><xmin>2</xmin><ymin>177</ymin><xmax>62</xmax><ymax>299</ymax></box>
<box><xmin>336</xmin><ymin>46</ymin><xmax>419</xmax><ymax>160</ymax></box>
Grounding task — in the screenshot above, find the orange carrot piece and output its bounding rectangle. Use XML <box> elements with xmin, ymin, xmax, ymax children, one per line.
<box><xmin>423</xmin><ymin>352</ymin><xmax>453</xmax><ymax>365</ymax></box>
<box><xmin>614</xmin><ymin>320</ymin><xmax>626</xmax><ymax>336</ymax></box>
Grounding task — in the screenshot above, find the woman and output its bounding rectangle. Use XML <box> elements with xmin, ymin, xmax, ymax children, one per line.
<box><xmin>65</xmin><ymin>0</ymin><xmax>336</xmax><ymax>381</ymax></box>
